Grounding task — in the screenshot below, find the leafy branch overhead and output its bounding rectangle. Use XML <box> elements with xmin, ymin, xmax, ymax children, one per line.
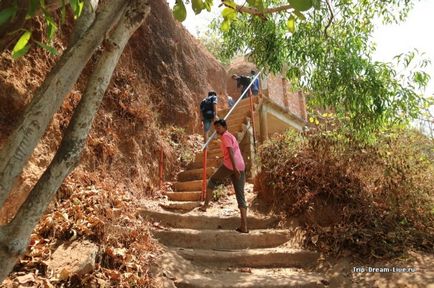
<box><xmin>196</xmin><ymin>0</ymin><xmax>430</xmax><ymax>138</ymax></box>
<box><xmin>0</xmin><ymin>0</ymin><xmax>85</xmax><ymax>58</ymax></box>
<box><xmin>172</xmin><ymin>0</ymin><xmax>321</xmax><ymax>32</ymax></box>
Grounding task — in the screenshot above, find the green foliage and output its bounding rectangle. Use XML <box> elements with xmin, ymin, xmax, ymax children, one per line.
<box><xmin>191</xmin><ymin>0</ymin><xmax>204</xmax><ymax>14</ymax></box>
<box><xmin>69</xmin><ymin>0</ymin><xmax>84</xmax><ymax>18</ymax></box>
<box><xmin>0</xmin><ymin>6</ymin><xmax>16</xmax><ymax>26</ymax></box>
<box><xmin>173</xmin><ymin>0</ymin><xmax>187</xmax><ymax>21</ymax></box>
<box><xmin>11</xmin><ymin>30</ymin><xmax>31</xmax><ymax>59</ymax></box>
<box><xmin>256</xmin><ymin>127</ymin><xmax>434</xmax><ymax>260</ymax></box>
<box><xmin>0</xmin><ymin>0</ymin><xmax>85</xmax><ymax>58</ymax></box>
<box><xmin>197</xmin><ymin>28</ymin><xmax>232</xmax><ymax>65</ymax></box>
<box><xmin>288</xmin><ymin>0</ymin><xmax>313</xmax><ymax>12</ymax></box>
<box><xmin>286</xmin><ymin>15</ymin><xmax>295</xmax><ymax>33</ymax></box>
<box><xmin>210</xmin><ymin>0</ymin><xmax>429</xmax><ymax>139</ymax></box>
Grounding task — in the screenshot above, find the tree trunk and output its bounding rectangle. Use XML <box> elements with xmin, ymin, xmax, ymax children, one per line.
<box><xmin>0</xmin><ymin>0</ymin><xmax>127</xmax><ymax>208</ymax></box>
<box><xmin>69</xmin><ymin>0</ymin><xmax>99</xmax><ymax>46</ymax></box>
<box><xmin>0</xmin><ymin>0</ymin><xmax>150</xmax><ymax>281</ymax></box>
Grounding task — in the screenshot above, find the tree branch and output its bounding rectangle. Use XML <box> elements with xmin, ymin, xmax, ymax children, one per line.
<box><xmin>0</xmin><ymin>0</ymin><xmax>127</xmax><ymax>209</ymax></box>
<box><xmin>221</xmin><ymin>1</ymin><xmax>293</xmax><ymax>17</ymax></box>
<box><xmin>324</xmin><ymin>0</ymin><xmax>335</xmax><ymax>37</ymax></box>
<box><xmin>0</xmin><ymin>0</ymin><xmax>150</xmax><ymax>281</ymax></box>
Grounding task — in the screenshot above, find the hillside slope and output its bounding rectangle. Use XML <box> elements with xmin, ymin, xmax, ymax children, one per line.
<box><xmin>0</xmin><ymin>0</ymin><xmax>226</xmax><ymax>222</ymax></box>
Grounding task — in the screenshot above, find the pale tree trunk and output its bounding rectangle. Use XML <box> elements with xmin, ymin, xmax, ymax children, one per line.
<box><xmin>69</xmin><ymin>0</ymin><xmax>100</xmax><ymax>46</ymax></box>
<box><xmin>0</xmin><ymin>0</ymin><xmax>127</xmax><ymax>208</ymax></box>
<box><xmin>0</xmin><ymin>0</ymin><xmax>150</xmax><ymax>281</ymax></box>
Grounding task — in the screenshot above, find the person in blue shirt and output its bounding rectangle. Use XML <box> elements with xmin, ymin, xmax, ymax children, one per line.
<box><xmin>250</xmin><ymin>70</ymin><xmax>260</xmax><ymax>96</ymax></box>
<box><xmin>232</xmin><ymin>74</ymin><xmax>251</xmax><ymax>99</ymax></box>
<box><xmin>199</xmin><ymin>91</ymin><xmax>218</xmax><ymax>142</ymax></box>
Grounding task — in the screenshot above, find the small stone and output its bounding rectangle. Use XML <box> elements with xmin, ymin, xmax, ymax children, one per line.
<box><xmin>15</xmin><ymin>274</ymin><xmax>35</xmax><ymax>284</ymax></box>
<box><xmin>48</xmin><ymin>240</ymin><xmax>98</xmax><ymax>280</ymax></box>
<box><xmin>238</xmin><ymin>268</ymin><xmax>252</xmax><ymax>273</ymax></box>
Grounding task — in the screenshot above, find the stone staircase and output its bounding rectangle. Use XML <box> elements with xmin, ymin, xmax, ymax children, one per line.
<box><xmin>139</xmin><ymin>208</ymin><xmax>328</xmax><ymax>287</ymax></box>
<box><xmin>143</xmin><ymin>96</ymin><xmax>327</xmax><ymax>287</ymax></box>
<box><xmin>166</xmin><ymin>97</ymin><xmax>261</xmax><ymax>204</ymax></box>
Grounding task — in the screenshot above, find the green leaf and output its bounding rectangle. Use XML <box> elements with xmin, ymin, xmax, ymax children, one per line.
<box><xmin>0</xmin><ymin>7</ymin><xmax>16</xmax><ymax>26</ymax></box>
<box><xmin>289</xmin><ymin>0</ymin><xmax>313</xmax><ymax>12</ymax></box>
<box><xmin>293</xmin><ymin>10</ymin><xmax>306</xmax><ymax>20</ymax></box>
<box><xmin>222</xmin><ymin>7</ymin><xmax>237</xmax><ymax>20</ymax></box>
<box><xmin>221</xmin><ymin>19</ymin><xmax>231</xmax><ymax>32</ymax></box>
<box><xmin>287</xmin><ymin>15</ymin><xmax>296</xmax><ymax>33</ymax></box>
<box><xmin>192</xmin><ymin>0</ymin><xmax>203</xmax><ymax>15</ymax></box>
<box><xmin>12</xmin><ymin>31</ymin><xmax>32</xmax><ymax>59</ymax></box>
<box><xmin>60</xmin><ymin>0</ymin><xmax>66</xmax><ymax>23</ymax></box>
<box><xmin>12</xmin><ymin>45</ymin><xmax>30</xmax><ymax>59</ymax></box>
<box><xmin>69</xmin><ymin>0</ymin><xmax>83</xmax><ymax>18</ymax></box>
<box><xmin>312</xmin><ymin>0</ymin><xmax>321</xmax><ymax>10</ymax></box>
<box><xmin>203</xmin><ymin>0</ymin><xmax>213</xmax><ymax>12</ymax></box>
<box><xmin>45</xmin><ymin>15</ymin><xmax>58</xmax><ymax>41</ymax></box>
<box><xmin>222</xmin><ymin>0</ymin><xmax>236</xmax><ymax>10</ymax></box>
<box><xmin>173</xmin><ymin>0</ymin><xmax>187</xmax><ymax>22</ymax></box>
<box><xmin>34</xmin><ymin>40</ymin><xmax>58</xmax><ymax>55</ymax></box>
<box><xmin>78</xmin><ymin>1</ymin><xmax>84</xmax><ymax>16</ymax></box>
<box><xmin>27</xmin><ymin>0</ymin><xmax>39</xmax><ymax>17</ymax></box>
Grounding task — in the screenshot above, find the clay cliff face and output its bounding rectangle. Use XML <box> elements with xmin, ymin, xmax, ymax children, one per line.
<box><xmin>131</xmin><ymin>0</ymin><xmax>228</xmax><ymax>131</ymax></box>
<box><xmin>0</xmin><ymin>0</ymin><xmax>227</xmax><ymax>222</ymax></box>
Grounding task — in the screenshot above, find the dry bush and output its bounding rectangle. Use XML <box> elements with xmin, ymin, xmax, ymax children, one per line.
<box><xmin>160</xmin><ymin>126</ymin><xmax>202</xmax><ymax>180</ymax></box>
<box><xmin>7</xmin><ymin>173</ymin><xmax>158</xmax><ymax>287</ymax></box>
<box><xmin>255</xmin><ymin>127</ymin><xmax>434</xmax><ymax>261</ymax></box>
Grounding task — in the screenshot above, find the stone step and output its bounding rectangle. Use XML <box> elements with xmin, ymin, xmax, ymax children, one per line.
<box><xmin>165</xmin><ymin>191</ymin><xmax>202</xmax><ymax>201</ymax></box>
<box><xmin>218</xmin><ymin>105</ymin><xmax>252</xmax><ymax>119</ymax></box>
<box><xmin>220</xmin><ymin>97</ymin><xmax>259</xmax><ymax>114</ymax></box>
<box><xmin>176</xmin><ymin>247</ymin><xmax>319</xmax><ymax>268</ymax></box>
<box><xmin>178</xmin><ymin>167</ymin><xmax>216</xmax><ymax>182</ymax></box>
<box><xmin>195</xmin><ymin>149</ymin><xmax>222</xmax><ymax>162</ymax></box>
<box><xmin>159</xmin><ymin>201</ymin><xmax>201</xmax><ymax>211</ymax></box>
<box><xmin>218</xmin><ymin>99</ymin><xmax>256</xmax><ymax>116</ymax></box>
<box><xmin>174</xmin><ymin>180</ymin><xmax>203</xmax><ymax>192</ymax></box>
<box><xmin>173</xmin><ymin>269</ymin><xmax>325</xmax><ymax>288</ymax></box>
<box><xmin>225</xmin><ymin>114</ymin><xmax>249</xmax><ymax>125</ymax></box>
<box><xmin>194</xmin><ymin>154</ymin><xmax>221</xmax><ymax>163</ymax></box>
<box><xmin>139</xmin><ymin>209</ymin><xmax>279</xmax><ymax>230</ymax></box>
<box><xmin>205</xmin><ymin>147</ymin><xmax>221</xmax><ymax>155</ymax></box>
<box><xmin>151</xmin><ymin>229</ymin><xmax>291</xmax><ymax>250</ymax></box>
<box><xmin>188</xmin><ymin>158</ymin><xmax>221</xmax><ymax>170</ymax></box>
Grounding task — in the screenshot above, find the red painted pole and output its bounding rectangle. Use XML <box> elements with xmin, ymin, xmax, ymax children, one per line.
<box><xmin>249</xmin><ymin>90</ymin><xmax>257</xmax><ymax>150</ymax></box>
<box><xmin>201</xmin><ymin>147</ymin><xmax>208</xmax><ymax>201</ymax></box>
<box><xmin>159</xmin><ymin>144</ymin><xmax>164</xmax><ymax>190</ymax></box>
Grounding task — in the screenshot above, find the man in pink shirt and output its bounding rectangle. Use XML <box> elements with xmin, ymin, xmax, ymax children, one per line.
<box><xmin>199</xmin><ymin>119</ymin><xmax>248</xmax><ymax>233</ymax></box>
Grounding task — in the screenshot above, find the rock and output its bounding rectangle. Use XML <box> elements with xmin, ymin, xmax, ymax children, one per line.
<box><xmin>15</xmin><ymin>274</ymin><xmax>35</xmax><ymax>284</ymax></box>
<box><xmin>48</xmin><ymin>240</ymin><xmax>98</xmax><ymax>280</ymax></box>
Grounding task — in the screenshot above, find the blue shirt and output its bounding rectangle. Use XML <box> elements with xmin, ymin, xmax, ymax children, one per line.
<box><xmin>251</xmin><ymin>77</ymin><xmax>260</xmax><ymax>92</ymax></box>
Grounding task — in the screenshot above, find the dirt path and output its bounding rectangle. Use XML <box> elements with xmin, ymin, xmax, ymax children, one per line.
<box><xmin>140</xmin><ymin>185</ymin><xmax>433</xmax><ymax>288</ymax></box>
<box><xmin>140</xmin><ymin>186</ymin><xmax>329</xmax><ymax>287</ymax></box>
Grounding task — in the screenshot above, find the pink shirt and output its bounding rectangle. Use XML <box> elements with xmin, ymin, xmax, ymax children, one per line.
<box><xmin>220</xmin><ymin>131</ymin><xmax>245</xmax><ymax>171</ymax></box>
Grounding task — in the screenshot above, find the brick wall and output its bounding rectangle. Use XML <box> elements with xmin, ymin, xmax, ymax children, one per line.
<box><xmin>264</xmin><ymin>74</ymin><xmax>306</xmax><ymax>121</ymax></box>
<box><xmin>266</xmin><ymin>74</ymin><xmax>285</xmax><ymax>108</ymax></box>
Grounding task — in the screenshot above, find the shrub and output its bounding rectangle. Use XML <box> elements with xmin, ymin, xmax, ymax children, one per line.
<box><xmin>255</xmin><ymin>127</ymin><xmax>434</xmax><ymax>260</ymax></box>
